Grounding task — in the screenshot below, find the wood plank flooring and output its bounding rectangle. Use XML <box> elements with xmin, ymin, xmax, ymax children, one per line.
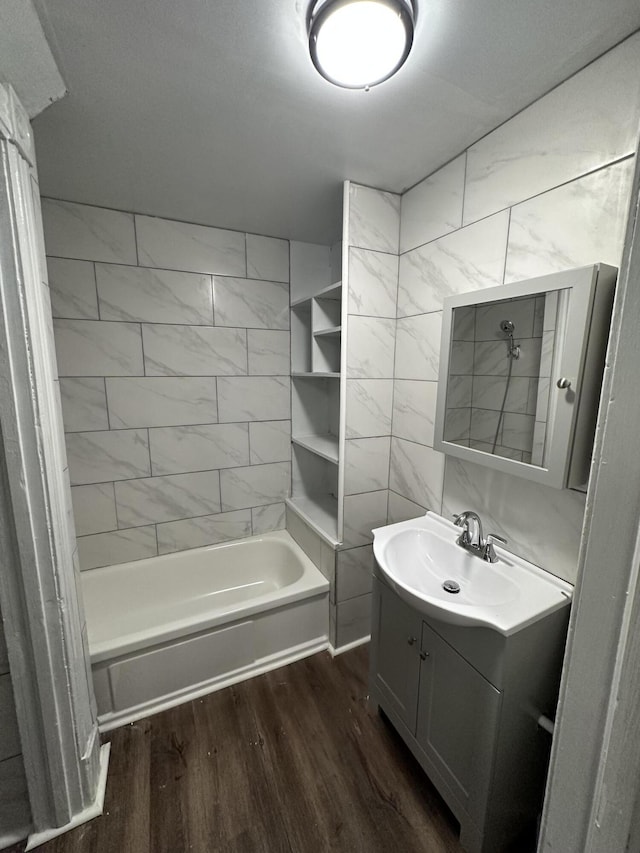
<box><xmin>8</xmin><ymin>647</ymin><xmax>465</xmax><ymax>853</ymax></box>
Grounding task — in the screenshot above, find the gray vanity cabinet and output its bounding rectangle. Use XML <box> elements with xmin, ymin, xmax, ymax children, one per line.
<box><xmin>370</xmin><ymin>574</ymin><xmax>569</xmax><ymax>853</ymax></box>
<box><xmin>415</xmin><ymin>621</ymin><xmax>501</xmax><ymax>828</ymax></box>
<box><xmin>374</xmin><ymin>580</ymin><xmax>422</xmax><ymax>732</ymax></box>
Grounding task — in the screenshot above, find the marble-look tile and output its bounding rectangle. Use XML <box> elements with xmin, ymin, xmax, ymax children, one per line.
<box><xmin>446</xmin><ymin>375</ymin><xmax>473</xmax><ymax>409</ymax></box>
<box><xmin>449</xmin><ymin>341</ymin><xmax>474</xmax><ymax>375</ymax></box>
<box><xmin>96</xmin><ymin>264</ymin><xmax>213</xmax><ymax>325</ymax></box>
<box><xmin>387</xmin><ymin>490</ymin><xmax>427</xmax><ymax>524</ymax></box>
<box><xmin>344</xmin><ymin>437</ymin><xmax>391</xmax><ymax>495</ymax></box>
<box><xmin>444</xmin><ymin>408</ymin><xmax>471</xmax><ymax>442</ymax></box>
<box><xmin>527</xmin><ymin>378</ymin><xmax>540</xmax><ymax>417</ymax></box>
<box><xmin>60</xmin><ymin>378</ymin><xmax>109</xmax><ymax>432</ymax></box>
<box><xmin>220</xmin><ymin>461</ymin><xmax>290</xmax><ymax>510</ymax></box>
<box><xmin>348</xmin><ymin>248</ymin><xmax>398</xmax><ymax>318</ymax></box>
<box><xmin>475</xmin><ymin>295</ymin><xmax>536</xmax><ymax>340</ymax></box>
<box><xmin>348</xmin><ymin>184</ymin><xmax>400</xmax><ymax>254</ymax></box>
<box><xmin>157</xmin><ymin>509</ymin><xmax>251</xmax><ymax>556</ymax></box>
<box><xmin>249</xmin><ymin>420</ymin><xmax>291</xmax><ymax>464</ymax></box>
<box><xmin>41</xmin><ymin>199</ymin><xmax>137</xmax><ymax>264</ymax></box>
<box><xmin>342</xmin><ymin>490</ymin><xmax>388</xmax><ymax>548</ymax></box>
<box><xmin>536</xmin><ymin>377</ymin><xmax>551</xmax><ymax>422</ymax></box>
<box><xmin>66</xmin><ymin>429</ymin><xmax>150</xmax><ymax>485</ymax></box>
<box><xmin>464</xmin><ymin>34</ymin><xmax>640</xmax><ymax>224</ymax></box>
<box><xmin>532</xmin><ymin>421</ymin><xmax>547</xmax><ymax>466</ymax></box>
<box><xmin>452</xmin><ymin>305</ymin><xmax>476</xmax><ymax>342</ymax></box>
<box><xmin>442</xmin><ymin>456</ymin><xmax>586</xmax><ymax>583</ymax></box>
<box><xmin>53</xmin><ymin>319</ymin><xmax>143</xmax><ymax>377</ymax></box>
<box><xmin>251</xmin><ymin>502</ymin><xmax>286</xmax><ymax>535</ymax></box>
<box><xmin>501</xmin><ymin>412</ymin><xmax>535</xmax><ymax>453</ymax></box>
<box><xmin>214</xmin><ymin>277</ymin><xmax>289</xmax><ymax>330</ymax></box>
<box><xmin>543</xmin><ymin>291</ymin><xmax>559</xmax><ymax>331</ymax></box>
<box><xmin>394</xmin><ymin>313</ymin><xmax>441</xmax><ymax>380</ymax></box>
<box><xmin>142</xmin><ymin>324</ymin><xmax>247</xmax><ymax>376</ymax></box>
<box><xmin>47</xmin><ymin>257</ymin><xmax>98</xmax><ymax>319</ymax></box>
<box><xmin>336</xmin><ymin>545</ymin><xmax>373</xmax><ymax>602</ymax></box>
<box><xmin>78</xmin><ymin>526</ymin><xmax>157</xmax><ymax>570</ymax></box>
<box><xmin>247</xmin><ymin>330</ymin><xmax>290</xmax><ymax>375</ymax></box>
<box><xmin>246</xmin><ymin>234</ymin><xmax>289</xmax><ymax>282</ymax></box>
<box><xmin>539</xmin><ymin>330</ymin><xmax>555</xmax><ymax>378</ymax></box>
<box><xmin>345</xmin><ymin>379</ymin><xmax>393</xmax><ymax>439</ymax></box>
<box><xmin>135</xmin><ymin>214</ymin><xmax>246</xmax><ymax>276</ymax></box>
<box><xmin>115</xmin><ymin>471</ymin><xmax>221</xmax><ymax>527</ymax></box>
<box><xmin>286</xmin><ymin>506</ymin><xmax>328</xmax><ymax>573</ymax></box>
<box><xmin>347</xmin><ymin>316</ymin><xmax>395</xmax><ymax>379</ymax></box>
<box><xmin>106</xmin><ymin>377</ymin><xmax>217</xmax><ymax>428</ymax></box>
<box><xmin>71</xmin><ymin>483</ymin><xmax>117</xmax><ymax>536</ymax></box>
<box><xmin>392</xmin><ymin>380</ymin><xmax>438</xmax><ymax>446</ymax></box>
<box><xmin>149</xmin><ymin>422</ymin><xmax>249</xmax><ymax>475</ymax></box>
<box><xmin>397</xmin><ymin>211</ymin><xmax>509</xmax><ymax>317</ymax></box>
<box><xmin>474</xmin><ymin>337</ymin><xmax>542</xmax><ymax>378</ymax></box>
<box><xmin>389</xmin><ymin>438</ymin><xmax>445</xmax><ymax>511</ymax></box>
<box><xmin>471</xmin><ymin>375</ymin><xmax>531</xmax><ymax>413</ymax></box>
<box><xmin>217</xmin><ymin>376</ymin><xmax>290</xmax><ymax>422</ymax></box>
<box><xmin>400</xmin><ymin>154</ymin><xmax>465</xmax><ymax>253</ymax></box>
<box><xmin>336</xmin><ymin>593</ymin><xmax>372</xmax><ymax>647</ymax></box>
<box><xmin>505</xmin><ymin>158</ymin><xmax>634</xmax><ymax>282</ymax></box>
<box><xmin>469</xmin><ymin>408</ymin><xmax>501</xmax><ymax>444</ymax></box>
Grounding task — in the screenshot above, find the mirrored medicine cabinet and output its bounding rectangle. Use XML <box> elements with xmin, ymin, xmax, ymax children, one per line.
<box><xmin>434</xmin><ymin>264</ymin><xmax>617</xmax><ymax>490</ymax></box>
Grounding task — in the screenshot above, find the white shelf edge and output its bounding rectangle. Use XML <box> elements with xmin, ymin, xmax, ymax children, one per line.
<box><xmin>286</xmin><ymin>495</ymin><xmax>340</xmax><ymax>548</ymax></box>
<box><xmin>292</xmin><ymin>371</ymin><xmax>340</xmax><ymax>378</ymax></box>
<box><xmin>290</xmin><ymin>280</ymin><xmax>342</xmax><ymax>308</ymax></box>
<box><xmin>292</xmin><ymin>434</ymin><xmax>339</xmax><ymax>464</ymax></box>
<box><xmin>313</xmin><ymin>325</ymin><xmax>341</xmax><ymax>338</ymax></box>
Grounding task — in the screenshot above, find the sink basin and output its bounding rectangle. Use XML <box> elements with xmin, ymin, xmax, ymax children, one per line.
<box><xmin>372</xmin><ymin>512</ymin><xmax>572</xmax><ymax>635</ymax></box>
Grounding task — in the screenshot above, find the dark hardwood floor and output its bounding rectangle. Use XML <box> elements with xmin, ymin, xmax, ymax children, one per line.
<box><xmin>9</xmin><ymin>646</ymin><xmax>465</xmax><ymax>853</ymax></box>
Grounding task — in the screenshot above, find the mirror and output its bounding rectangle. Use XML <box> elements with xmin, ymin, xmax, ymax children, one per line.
<box><xmin>434</xmin><ymin>264</ymin><xmax>616</xmax><ymax>490</ymax></box>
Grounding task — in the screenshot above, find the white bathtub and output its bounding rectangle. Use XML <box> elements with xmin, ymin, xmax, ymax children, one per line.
<box><xmin>82</xmin><ymin>530</ymin><xmax>330</xmax><ymax>730</ymax></box>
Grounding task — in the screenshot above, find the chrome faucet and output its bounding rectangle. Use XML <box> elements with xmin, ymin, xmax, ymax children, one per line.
<box><xmin>453</xmin><ymin>510</ymin><xmax>507</xmax><ymax>563</ymax></box>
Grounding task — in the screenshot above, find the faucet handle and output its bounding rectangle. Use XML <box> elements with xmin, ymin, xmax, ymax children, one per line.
<box><xmin>483</xmin><ymin>532</ymin><xmax>507</xmax><ymax>563</ymax></box>
<box><xmin>486</xmin><ymin>532</ymin><xmax>507</xmax><ymax>545</ymax></box>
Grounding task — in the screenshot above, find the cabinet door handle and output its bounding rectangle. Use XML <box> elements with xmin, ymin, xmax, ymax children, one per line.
<box><xmin>407</xmin><ymin>636</ymin><xmax>417</xmax><ymax>646</ymax></box>
<box><xmin>420</xmin><ymin>650</ymin><xmax>430</xmax><ymax>660</ymax></box>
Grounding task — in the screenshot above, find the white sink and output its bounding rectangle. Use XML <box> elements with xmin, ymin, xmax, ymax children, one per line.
<box><xmin>372</xmin><ymin>512</ymin><xmax>572</xmax><ymax>635</ymax></box>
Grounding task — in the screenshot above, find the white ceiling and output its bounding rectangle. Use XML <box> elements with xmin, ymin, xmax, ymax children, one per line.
<box><xmin>31</xmin><ymin>0</ymin><xmax>640</xmax><ymax>244</ymax></box>
<box><xmin>0</xmin><ymin>0</ymin><xmax>65</xmax><ymax>117</ymax></box>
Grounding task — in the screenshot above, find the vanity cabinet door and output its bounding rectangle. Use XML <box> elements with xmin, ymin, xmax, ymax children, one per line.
<box><xmin>416</xmin><ymin>621</ymin><xmax>502</xmax><ymax>826</ymax></box>
<box><xmin>374</xmin><ymin>581</ymin><xmax>423</xmax><ymax>734</ymax></box>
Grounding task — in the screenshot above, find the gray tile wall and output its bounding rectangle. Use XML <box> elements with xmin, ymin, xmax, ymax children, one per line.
<box><xmin>43</xmin><ymin>199</ymin><xmax>291</xmax><ymax>569</ymax></box>
<box><xmin>390</xmin><ymin>33</ymin><xmax>640</xmax><ymax>584</ymax></box>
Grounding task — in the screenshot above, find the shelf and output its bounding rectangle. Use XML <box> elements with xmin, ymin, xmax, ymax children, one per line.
<box><xmin>286</xmin><ymin>495</ymin><xmax>339</xmax><ymax>547</ymax></box>
<box><xmin>292</xmin><ymin>371</ymin><xmax>340</xmax><ymax>379</ymax></box>
<box><xmin>292</xmin><ymin>434</ymin><xmax>339</xmax><ymax>464</ymax></box>
<box><xmin>314</xmin><ymin>325</ymin><xmax>341</xmax><ymax>338</ymax></box>
<box><xmin>290</xmin><ymin>280</ymin><xmax>342</xmax><ymax>308</ymax></box>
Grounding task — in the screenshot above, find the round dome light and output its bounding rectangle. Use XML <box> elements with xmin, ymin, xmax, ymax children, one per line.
<box><xmin>308</xmin><ymin>0</ymin><xmax>415</xmax><ymax>90</ymax></box>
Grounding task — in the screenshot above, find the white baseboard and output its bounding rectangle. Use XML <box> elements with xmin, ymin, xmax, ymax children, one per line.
<box><xmin>328</xmin><ymin>635</ymin><xmax>371</xmax><ymax>657</ymax></box>
<box><xmin>26</xmin><ymin>742</ymin><xmax>111</xmax><ymax>851</ymax></box>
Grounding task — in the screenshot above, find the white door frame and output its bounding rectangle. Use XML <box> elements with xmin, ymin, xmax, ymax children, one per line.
<box><xmin>0</xmin><ymin>84</ymin><xmax>101</xmax><ymax>833</ymax></box>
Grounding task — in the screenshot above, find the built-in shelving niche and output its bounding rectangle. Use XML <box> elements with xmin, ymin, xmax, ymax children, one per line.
<box><xmin>288</xmin><ymin>241</ymin><xmax>344</xmax><ymax>547</ymax></box>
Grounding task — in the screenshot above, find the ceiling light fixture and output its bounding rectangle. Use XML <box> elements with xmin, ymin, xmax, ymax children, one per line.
<box><xmin>308</xmin><ymin>0</ymin><xmax>415</xmax><ymax>90</ymax></box>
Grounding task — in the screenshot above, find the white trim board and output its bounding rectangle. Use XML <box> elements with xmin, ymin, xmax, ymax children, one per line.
<box><xmin>25</xmin><ymin>744</ymin><xmax>110</xmax><ymax>851</ymax></box>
